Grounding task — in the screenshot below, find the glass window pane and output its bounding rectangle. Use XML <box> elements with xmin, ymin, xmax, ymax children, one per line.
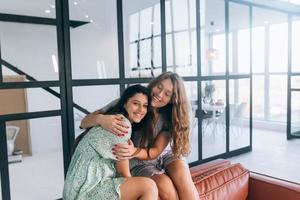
<box><xmin>129</xmin><ymin>13</ymin><xmax>139</xmax><ymax>42</ymax></box>
<box><xmin>139</xmin><ymin>39</ymin><xmax>151</xmax><ymax>72</ymax></box>
<box><xmin>229</xmin><ymin>79</ymin><xmax>250</xmax><ymax>151</ymax></box>
<box><xmin>291</xmin><ymin>92</ymin><xmax>300</xmax><ymax>136</ymax></box>
<box><xmin>292</xmin><ymin>18</ymin><xmax>300</xmax><ymax>73</ymax></box>
<box><xmin>201</xmin><ymin>0</ymin><xmax>226</xmax><ymax>76</ymax></box>
<box><xmin>229</xmin><ymin>2</ymin><xmax>250</xmax><ymax>75</ymax></box>
<box><xmin>202</xmin><ymin>80</ymin><xmax>226</xmax><ymax>159</ymax></box>
<box><xmin>140</xmin><ymin>7</ymin><xmax>152</xmax><ymax>39</ymax></box>
<box><xmin>189</xmin><ymin>0</ymin><xmax>196</xmax><ymax>29</ymax></box>
<box><xmin>166</xmin><ymin>0</ymin><xmax>197</xmax><ymax>76</ymax></box>
<box><xmin>269</xmin><ymin>75</ymin><xmax>287</xmax><ymax>122</ymax></box>
<box><xmin>172</xmin><ymin>0</ymin><xmax>189</xmax><ymax>31</ymax></box>
<box><xmin>70</xmin><ymin>0</ymin><xmax>119</xmax><ymax>79</ymax></box>
<box><xmin>253</xmin><ymin>75</ymin><xmax>265</xmax><ymax>119</ymax></box>
<box><xmin>0</xmin><ymin>1</ymin><xmax>58</xmax><ymax>82</ymax></box>
<box><xmin>72</xmin><ymin>85</ymin><xmax>120</xmax><ymax>114</ymax></box>
<box><xmin>153</xmin><ymin>4</ymin><xmax>161</xmax><ymax>35</ymax></box>
<box><xmin>212</xmin><ymin>33</ymin><xmax>226</xmax><ymax>74</ymax></box>
<box><xmin>0</xmin><ymin>85</ymin><xmax>60</xmax><ymax>115</ymax></box>
<box><xmin>252</xmin><ymin>26</ymin><xmax>265</xmax><ymax>73</ymax></box>
<box><xmin>123</xmin><ymin>0</ymin><xmax>162</xmax><ymax>78</ymax></box>
<box><xmin>166</xmin><ymin>34</ymin><xmax>174</xmax><ymax>67</ymax></box>
<box><xmin>185</xmin><ymin>81</ymin><xmax>198</xmax><ymax>163</ymax></box>
<box><xmin>153</xmin><ymin>37</ymin><xmax>162</xmax><ymax>73</ymax></box>
<box><xmin>7</xmin><ymin>117</ymin><xmax>64</xmax><ymax>199</ymax></box>
<box><xmin>174</xmin><ymin>32</ymin><xmax>190</xmax><ymax>66</ymax></box>
<box><xmin>166</xmin><ymin>0</ymin><xmax>172</xmax><ymax>33</ymax></box>
<box><xmin>237</xmin><ymin>29</ymin><xmax>250</xmax><ymax>74</ymax></box>
<box><xmin>73</xmin><ymin>85</ymin><xmax>120</xmax><ymax>137</ymax></box>
<box><xmin>291</xmin><ymin>76</ymin><xmax>300</xmax><ymax>89</ymax></box>
<box><xmin>269</xmin><ymin>23</ymin><xmax>288</xmax><ymax>73</ymax></box>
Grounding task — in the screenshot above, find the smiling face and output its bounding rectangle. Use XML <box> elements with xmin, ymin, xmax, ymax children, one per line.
<box><xmin>124</xmin><ymin>93</ymin><xmax>148</xmax><ymax>123</ymax></box>
<box><xmin>151</xmin><ymin>78</ymin><xmax>174</xmax><ymax>108</ymax></box>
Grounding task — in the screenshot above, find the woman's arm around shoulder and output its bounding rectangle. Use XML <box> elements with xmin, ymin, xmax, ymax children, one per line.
<box><xmin>80</xmin><ymin>109</ymin><xmax>103</xmax><ymax>129</ymax></box>
<box><xmin>80</xmin><ymin>112</ymin><xmax>129</xmax><ymax>136</ymax></box>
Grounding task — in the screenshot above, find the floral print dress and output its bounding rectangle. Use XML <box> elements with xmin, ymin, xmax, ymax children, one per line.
<box><xmin>63</xmin><ymin>117</ymin><xmax>131</xmax><ymax>200</ymax></box>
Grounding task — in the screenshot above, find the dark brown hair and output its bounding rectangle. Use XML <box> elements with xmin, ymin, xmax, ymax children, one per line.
<box><xmin>73</xmin><ymin>85</ymin><xmax>153</xmax><ymax>153</ymax></box>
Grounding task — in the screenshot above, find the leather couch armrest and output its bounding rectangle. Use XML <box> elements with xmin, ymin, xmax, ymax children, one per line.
<box><xmin>248</xmin><ymin>172</ymin><xmax>300</xmax><ymax>200</ymax></box>
<box><xmin>191</xmin><ymin>161</ymin><xmax>249</xmax><ymax>200</ymax></box>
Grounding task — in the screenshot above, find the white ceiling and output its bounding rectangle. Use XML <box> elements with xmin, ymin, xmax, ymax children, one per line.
<box><xmin>0</xmin><ymin>0</ymin><xmax>56</xmax><ymax>18</ymax></box>
<box><xmin>0</xmin><ymin>0</ymin><xmax>299</xmax><ymax>30</ymax></box>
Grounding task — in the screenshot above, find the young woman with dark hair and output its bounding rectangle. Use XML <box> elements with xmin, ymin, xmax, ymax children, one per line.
<box><xmin>63</xmin><ymin>85</ymin><xmax>158</xmax><ymax>200</ymax></box>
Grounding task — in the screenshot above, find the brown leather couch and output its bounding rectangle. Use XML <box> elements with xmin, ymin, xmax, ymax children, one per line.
<box><xmin>190</xmin><ymin>159</ymin><xmax>300</xmax><ymax>200</ymax></box>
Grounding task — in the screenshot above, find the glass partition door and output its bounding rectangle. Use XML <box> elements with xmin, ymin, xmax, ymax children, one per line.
<box><xmin>288</xmin><ymin>16</ymin><xmax>300</xmax><ymax>138</ymax></box>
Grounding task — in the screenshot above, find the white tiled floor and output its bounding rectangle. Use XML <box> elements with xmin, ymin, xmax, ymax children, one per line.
<box><xmin>7</xmin><ymin>151</ymin><xmax>64</xmax><ymax>200</ymax></box>
<box><xmin>3</xmin><ymin>128</ymin><xmax>300</xmax><ymax>200</ymax></box>
<box><xmin>229</xmin><ymin>129</ymin><xmax>300</xmax><ymax>183</ymax></box>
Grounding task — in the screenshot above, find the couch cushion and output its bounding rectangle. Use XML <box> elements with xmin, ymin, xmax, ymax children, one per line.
<box><xmin>192</xmin><ymin>163</ymin><xmax>249</xmax><ymax>200</ymax></box>
<box><xmin>248</xmin><ymin>172</ymin><xmax>300</xmax><ymax>200</ymax></box>
<box><xmin>190</xmin><ymin>159</ymin><xmax>231</xmax><ymax>179</ymax></box>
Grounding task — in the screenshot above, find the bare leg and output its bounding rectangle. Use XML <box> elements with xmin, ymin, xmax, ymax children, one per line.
<box><xmin>120</xmin><ymin>177</ymin><xmax>158</xmax><ymax>200</ymax></box>
<box><xmin>166</xmin><ymin>159</ymin><xmax>199</xmax><ymax>200</ymax></box>
<box><xmin>151</xmin><ymin>174</ymin><xmax>179</xmax><ymax>200</ymax></box>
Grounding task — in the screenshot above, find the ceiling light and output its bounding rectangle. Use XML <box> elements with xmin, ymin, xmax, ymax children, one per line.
<box><xmin>45</xmin><ymin>9</ymin><xmax>51</xmax><ymax>14</ymax></box>
<box><xmin>50</xmin><ymin>4</ymin><xmax>55</xmax><ymax>9</ymax></box>
<box><xmin>74</xmin><ymin>1</ymin><xmax>78</xmax><ymax>5</ymax></box>
<box><xmin>85</xmin><ymin>15</ymin><xmax>89</xmax><ymax>18</ymax></box>
<box><xmin>89</xmin><ymin>19</ymin><xmax>94</xmax><ymax>23</ymax></box>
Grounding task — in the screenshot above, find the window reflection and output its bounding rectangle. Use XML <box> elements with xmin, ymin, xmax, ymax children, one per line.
<box><xmin>269</xmin><ymin>23</ymin><xmax>288</xmax><ymax>73</ymax></box>
<box><xmin>124</xmin><ymin>0</ymin><xmax>162</xmax><ymax>78</ymax></box>
<box><xmin>229</xmin><ymin>79</ymin><xmax>250</xmax><ymax>150</ymax></box>
<box><xmin>229</xmin><ymin>2</ymin><xmax>250</xmax><ymax>75</ymax></box>
<box><xmin>201</xmin><ymin>0</ymin><xmax>225</xmax><ymax>76</ymax></box>
<box><xmin>69</xmin><ymin>0</ymin><xmax>119</xmax><ymax>79</ymax></box>
<box><xmin>269</xmin><ymin>75</ymin><xmax>287</xmax><ymax>122</ymax></box>
<box><xmin>292</xmin><ymin>19</ymin><xmax>300</xmax><ymax>73</ymax></box>
<box><xmin>252</xmin><ymin>26</ymin><xmax>265</xmax><ymax>73</ymax></box>
<box><xmin>211</xmin><ymin>33</ymin><xmax>232</xmax><ymax>74</ymax></box>
<box><xmin>202</xmin><ymin>80</ymin><xmax>226</xmax><ymax>159</ymax></box>
<box><xmin>237</xmin><ymin>29</ymin><xmax>250</xmax><ymax>74</ymax></box>
<box><xmin>184</xmin><ymin>81</ymin><xmax>198</xmax><ymax>163</ymax></box>
<box><xmin>166</xmin><ymin>0</ymin><xmax>197</xmax><ymax>76</ymax></box>
<box><xmin>291</xmin><ymin>76</ymin><xmax>300</xmax><ymax>89</ymax></box>
<box><xmin>291</xmin><ymin>92</ymin><xmax>300</xmax><ymax>135</ymax></box>
<box><xmin>251</xmin><ymin>8</ymin><xmax>288</xmax><ymax>126</ymax></box>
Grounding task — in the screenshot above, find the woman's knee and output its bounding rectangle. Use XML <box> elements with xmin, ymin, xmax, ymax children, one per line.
<box><xmin>142</xmin><ymin>177</ymin><xmax>158</xmax><ymax>196</ymax></box>
<box><xmin>152</xmin><ymin>174</ymin><xmax>178</xmax><ymax>200</ymax></box>
<box><xmin>120</xmin><ymin>177</ymin><xmax>158</xmax><ymax>200</ymax></box>
<box><xmin>167</xmin><ymin>160</ymin><xmax>191</xmax><ymax>181</ymax></box>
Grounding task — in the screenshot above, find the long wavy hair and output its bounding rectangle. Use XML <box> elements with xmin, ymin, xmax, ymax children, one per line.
<box><xmin>148</xmin><ymin>72</ymin><xmax>190</xmax><ymax>157</ymax></box>
<box><xmin>73</xmin><ymin>85</ymin><xmax>153</xmax><ymax>152</ymax></box>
